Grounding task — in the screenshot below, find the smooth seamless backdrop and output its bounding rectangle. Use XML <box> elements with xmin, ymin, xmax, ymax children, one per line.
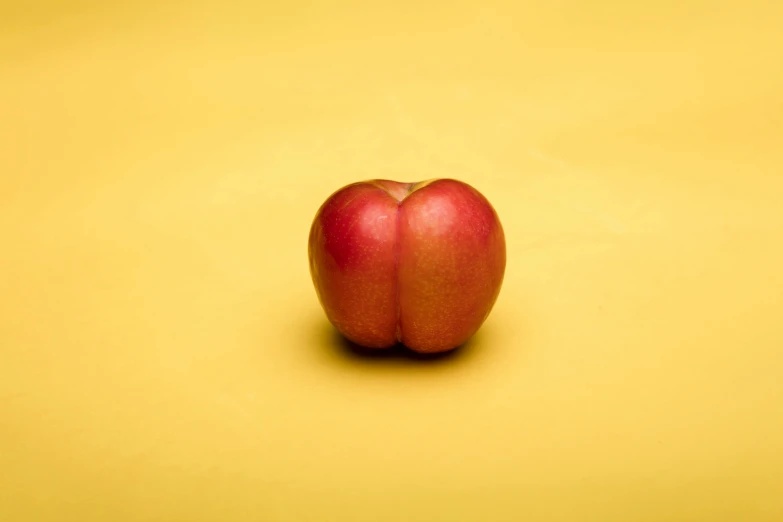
<box><xmin>2</xmin><ymin>1</ymin><xmax>782</xmax><ymax>520</ymax></box>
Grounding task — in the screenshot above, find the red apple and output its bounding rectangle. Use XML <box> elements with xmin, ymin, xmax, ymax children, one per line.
<box><xmin>308</xmin><ymin>179</ymin><xmax>506</xmax><ymax>354</ymax></box>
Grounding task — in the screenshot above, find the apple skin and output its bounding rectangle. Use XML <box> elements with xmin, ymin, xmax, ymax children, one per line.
<box><xmin>308</xmin><ymin>178</ymin><xmax>505</xmax><ymax>354</ymax></box>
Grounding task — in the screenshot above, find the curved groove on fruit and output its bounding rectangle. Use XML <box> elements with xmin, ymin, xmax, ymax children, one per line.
<box><xmin>393</xmin><ymin>202</ymin><xmax>403</xmax><ymax>342</ymax></box>
<box><xmin>369</xmin><ymin>179</ymin><xmax>438</xmax><ymax>203</ymax></box>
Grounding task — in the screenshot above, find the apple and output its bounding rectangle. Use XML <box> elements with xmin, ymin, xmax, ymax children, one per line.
<box><xmin>308</xmin><ymin>179</ymin><xmax>506</xmax><ymax>354</ymax></box>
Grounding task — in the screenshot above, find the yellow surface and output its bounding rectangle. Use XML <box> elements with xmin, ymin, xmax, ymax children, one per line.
<box><xmin>2</xmin><ymin>1</ymin><xmax>783</xmax><ymax>520</ymax></box>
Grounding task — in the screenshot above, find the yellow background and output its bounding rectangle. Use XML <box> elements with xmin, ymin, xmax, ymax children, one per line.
<box><xmin>2</xmin><ymin>1</ymin><xmax>782</xmax><ymax>520</ymax></box>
